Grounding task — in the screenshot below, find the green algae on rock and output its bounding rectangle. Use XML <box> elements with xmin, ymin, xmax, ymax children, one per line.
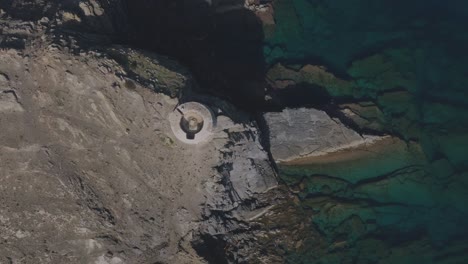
<box><xmin>107</xmin><ymin>47</ymin><xmax>192</xmax><ymax>98</ymax></box>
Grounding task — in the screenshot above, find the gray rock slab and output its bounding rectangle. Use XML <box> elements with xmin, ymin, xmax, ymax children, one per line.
<box><xmin>264</xmin><ymin>108</ymin><xmax>377</xmax><ymax>162</ymax></box>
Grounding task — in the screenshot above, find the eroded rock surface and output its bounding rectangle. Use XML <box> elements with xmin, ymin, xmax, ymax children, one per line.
<box><xmin>264</xmin><ymin>108</ymin><xmax>381</xmax><ymax>163</ymax></box>
<box><xmin>0</xmin><ymin>42</ymin><xmax>279</xmax><ymax>263</ymax></box>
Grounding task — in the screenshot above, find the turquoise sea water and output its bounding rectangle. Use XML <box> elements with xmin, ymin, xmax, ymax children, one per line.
<box><xmin>264</xmin><ymin>0</ymin><xmax>468</xmax><ymax>263</ymax></box>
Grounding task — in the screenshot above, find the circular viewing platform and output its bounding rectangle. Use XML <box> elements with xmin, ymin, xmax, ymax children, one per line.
<box><xmin>169</xmin><ymin>102</ymin><xmax>215</xmax><ymax>145</ymax></box>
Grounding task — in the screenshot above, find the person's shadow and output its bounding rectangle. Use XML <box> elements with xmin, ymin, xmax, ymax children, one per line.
<box><xmin>125</xmin><ymin>0</ymin><xmax>266</xmax><ymax>112</ymax></box>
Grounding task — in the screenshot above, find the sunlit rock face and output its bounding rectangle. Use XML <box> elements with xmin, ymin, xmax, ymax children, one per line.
<box><xmin>264</xmin><ymin>108</ymin><xmax>381</xmax><ymax>163</ymax></box>
<box><xmin>0</xmin><ymin>44</ymin><xmax>280</xmax><ymax>263</ymax></box>
<box><xmin>0</xmin><ymin>4</ymin><xmax>280</xmax><ymax>262</ymax></box>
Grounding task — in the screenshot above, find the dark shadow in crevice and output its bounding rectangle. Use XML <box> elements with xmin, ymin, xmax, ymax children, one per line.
<box><xmin>0</xmin><ymin>0</ymin><xmax>59</xmax><ymax>21</ymax></box>
<box><xmin>255</xmin><ymin>112</ymin><xmax>280</xmax><ymax>176</ymax></box>
<box><xmin>191</xmin><ymin>234</ymin><xmax>228</xmax><ymax>264</ymax></box>
<box><xmin>266</xmin><ymin>53</ymin><xmax>354</xmax><ymax>81</ymax></box>
<box><xmin>125</xmin><ymin>0</ymin><xmax>266</xmax><ymax>113</ymax></box>
<box><xmin>262</xmin><ymin>82</ymin><xmax>391</xmax><ymax>140</ymax></box>
<box><xmin>264</xmin><ymin>83</ymin><xmax>334</xmax><ymax>111</ymax></box>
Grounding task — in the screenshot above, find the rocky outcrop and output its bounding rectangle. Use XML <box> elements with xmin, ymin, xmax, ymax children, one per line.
<box><xmin>264</xmin><ymin>108</ymin><xmax>381</xmax><ymax>163</ymax></box>
<box><xmin>192</xmin><ymin>116</ymin><xmax>280</xmax><ymax>263</ymax></box>
<box><xmin>0</xmin><ymin>44</ymin><xmax>202</xmax><ymax>263</ymax></box>
<box><xmin>0</xmin><ymin>12</ymin><xmax>280</xmax><ymax>263</ymax></box>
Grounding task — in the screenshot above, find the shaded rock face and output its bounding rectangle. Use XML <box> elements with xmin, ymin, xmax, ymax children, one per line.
<box><xmin>0</xmin><ymin>0</ymin><xmax>58</xmax><ymax>20</ymax></box>
<box><xmin>125</xmin><ymin>0</ymin><xmax>267</xmax><ymax>110</ymax></box>
<box><xmin>0</xmin><ymin>0</ymin><xmax>125</xmax><ymax>34</ymax></box>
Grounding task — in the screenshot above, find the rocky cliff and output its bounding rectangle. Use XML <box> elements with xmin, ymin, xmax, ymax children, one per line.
<box><xmin>1</xmin><ymin>0</ymin><xmax>468</xmax><ymax>264</ymax></box>
<box><xmin>0</xmin><ymin>1</ymin><xmax>280</xmax><ymax>263</ymax></box>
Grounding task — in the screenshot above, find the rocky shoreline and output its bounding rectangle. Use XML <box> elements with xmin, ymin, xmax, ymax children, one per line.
<box><xmin>1</xmin><ymin>1</ymin><xmax>468</xmax><ymax>263</ymax></box>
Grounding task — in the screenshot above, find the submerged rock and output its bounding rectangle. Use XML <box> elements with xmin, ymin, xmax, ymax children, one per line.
<box><xmin>263</xmin><ymin>105</ymin><xmax>468</xmax><ymax>263</ymax></box>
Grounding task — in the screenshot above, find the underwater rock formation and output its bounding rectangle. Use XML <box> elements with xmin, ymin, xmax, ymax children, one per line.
<box><xmin>261</xmin><ymin>1</ymin><xmax>468</xmax><ymax>263</ymax></box>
